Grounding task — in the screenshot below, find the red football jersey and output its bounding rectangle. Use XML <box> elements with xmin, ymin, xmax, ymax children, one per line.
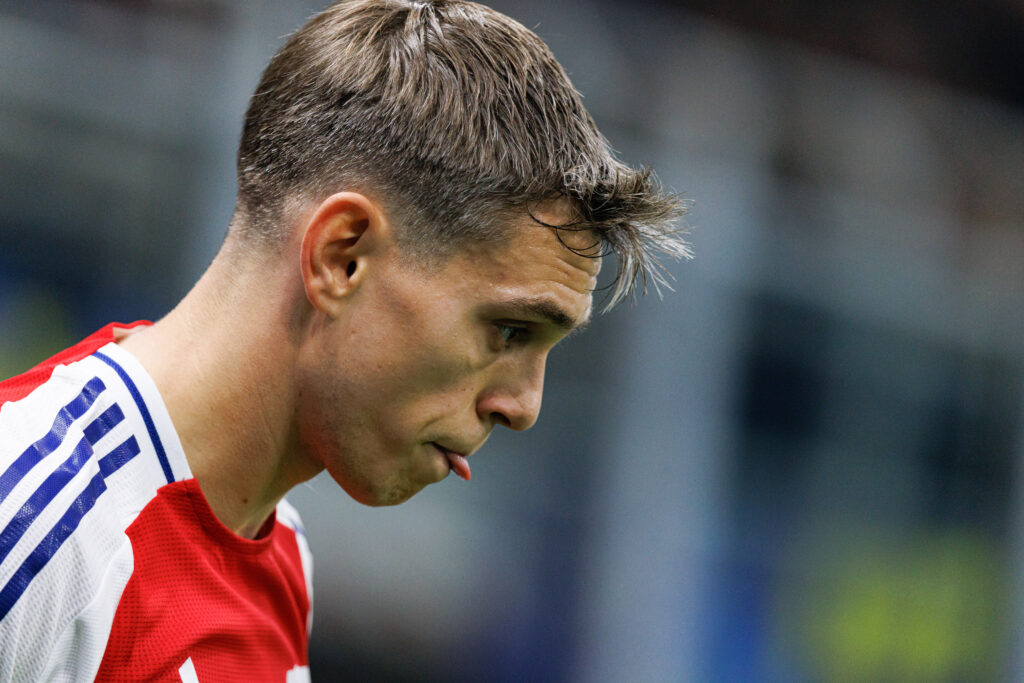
<box><xmin>0</xmin><ymin>324</ymin><xmax>313</xmax><ymax>681</ymax></box>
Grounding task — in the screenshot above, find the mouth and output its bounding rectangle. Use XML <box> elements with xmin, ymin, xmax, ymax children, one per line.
<box><xmin>432</xmin><ymin>443</ymin><xmax>472</xmax><ymax>481</ymax></box>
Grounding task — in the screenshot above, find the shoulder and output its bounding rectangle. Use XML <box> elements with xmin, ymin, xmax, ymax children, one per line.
<box><xmin>0</xmin><ymin>365</ymin><xmax>139</xmax><ymax>680</ymax></box>
<box><xmin>0</xmin><ymin>322</ymin><xmax>150</xmax><ymax>408</ymax></box>
<box><xmin>0</xmin><ymin>324</ymin><xmax>188</xmax><ymax>680</ymax></box>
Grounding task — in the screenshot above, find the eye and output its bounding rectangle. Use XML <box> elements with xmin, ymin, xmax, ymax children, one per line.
<box><xmin>496</xmin><ymin>323</ymin><xmax>530</xmax><ymax>348</ymax></box>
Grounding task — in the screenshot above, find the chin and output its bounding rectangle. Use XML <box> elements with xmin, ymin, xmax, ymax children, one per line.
<box><xmin>333</xmin><ymin>472</ymin><xmax>422</xmax><ymax>507</ymax></box>
<box><xmin>362</xmin><ymin>484</ymin><xmax>421</xmax><ymax>507</ymax></box>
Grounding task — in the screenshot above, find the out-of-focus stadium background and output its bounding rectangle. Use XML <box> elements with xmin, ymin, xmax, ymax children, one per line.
<box><xmin>2</xmin><ymin>0</ymin><xmax>1023</xmax><ymax>680</ymax></box>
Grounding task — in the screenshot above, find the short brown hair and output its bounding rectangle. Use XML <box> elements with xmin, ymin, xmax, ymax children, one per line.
<box><xmin>235</xmin><ymin>0</ymin><xmax>689</xmax><ymax>308</ymax></box>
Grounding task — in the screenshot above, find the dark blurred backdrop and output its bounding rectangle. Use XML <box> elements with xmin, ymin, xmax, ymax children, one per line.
<box><xmin>2</xmin><ymin>1</ymin><xmax>1022</xmax><ymax>680</ymax></box>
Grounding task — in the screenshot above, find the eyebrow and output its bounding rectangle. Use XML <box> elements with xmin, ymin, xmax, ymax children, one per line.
<box><xmin>503</xmin><ymin>297</ymin><xmax>591</xmax><ymax>335</ymax></box>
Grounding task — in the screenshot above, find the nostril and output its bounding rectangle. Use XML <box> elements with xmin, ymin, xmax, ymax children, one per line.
<box><xmin>491</xmin><ymin>412</ymin><xmax>511</xmax><ymax>428</ymax></box>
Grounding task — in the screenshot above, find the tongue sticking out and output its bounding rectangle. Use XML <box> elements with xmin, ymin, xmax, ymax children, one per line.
<box><xmin>445</xmin><ymin>451</ymin><xmax>472</xmax><ymax>481</ymax></box>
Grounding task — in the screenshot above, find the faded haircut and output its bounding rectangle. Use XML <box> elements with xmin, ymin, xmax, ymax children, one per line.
<box><xmin>234</xmin><ymin>0</ymin><xmax>690</xmax><ymax>309</ymax></box>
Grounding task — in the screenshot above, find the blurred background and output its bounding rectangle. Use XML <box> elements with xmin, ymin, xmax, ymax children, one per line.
<box><xmin>2</xmin><ymin>0</ymin><xmax>1023</xmax><ymax>680</ymax></box>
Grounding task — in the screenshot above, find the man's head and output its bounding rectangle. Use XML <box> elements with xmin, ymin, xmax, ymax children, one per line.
<box><xmin>232</xmin><ymin>0</ymin><xmax>688</xmax><ymax>307</ymax></box>
<box><xmin>223</xmin><ymin>0</ymin><xmax>689</xmax><ymax>505</ymax></box>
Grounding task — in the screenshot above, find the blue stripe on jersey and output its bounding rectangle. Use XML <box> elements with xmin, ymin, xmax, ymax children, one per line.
<box><xmin>0</xmin><ymin>376</ymin><xmax>106</xmax><ymax>504</ymax></box>
<box><xmin>280</xmin><ymin>509</ymin><xmax>308</xmax><ymax>540</ymax></box>
<box><xmin>0</xmin><ymin>435</ymin><xmax>140</xmax><ymax>621</ymax></box>
<box><xmin>92</xmin><ymin>350</ymin><xmax>175</xmax><ymax>484</ymax></box>
<box><xmin>0</xmin><ymin>404</ymin><xmax>125</xmax><ymax>566</ymax></box>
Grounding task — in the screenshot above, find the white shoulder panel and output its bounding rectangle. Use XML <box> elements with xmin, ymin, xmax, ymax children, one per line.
<box><xmin>0</xmin><ymin>348</ymin><xmax>181</xmax><ymax>682</ymax></box>
<box><xmin>277</xmin><ymin>498</ymin><xmax>314</xmax><ymax>636</ymax></box>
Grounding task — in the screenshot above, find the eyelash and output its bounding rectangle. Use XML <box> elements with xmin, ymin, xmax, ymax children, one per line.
<box><xmin>496</xmin><ymin>323</ymin><xmax>530</xmax><ymax>349</ymax></box>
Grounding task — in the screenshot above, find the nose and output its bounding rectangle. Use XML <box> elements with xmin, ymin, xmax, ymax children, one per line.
<box><xmin>477</xmin><ymin>360</ymin><xmax>545</xmax><ymax>431</ymax></box>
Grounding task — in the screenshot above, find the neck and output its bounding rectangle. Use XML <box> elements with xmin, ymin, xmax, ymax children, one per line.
<box><xmin>119</xmin><ymin>245</ymin><xmax>323</xmax><ymax>538</ymax></box>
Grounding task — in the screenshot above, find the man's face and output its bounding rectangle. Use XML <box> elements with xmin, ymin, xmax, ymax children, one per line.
<box><xmin>296</xmin><ymin>204</ymin><xmax>600</xmax><ymax>506</ymax></box>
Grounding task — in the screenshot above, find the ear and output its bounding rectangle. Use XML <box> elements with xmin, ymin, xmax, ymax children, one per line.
<box><xmin>299</xmin><ymin>192</ymin><xmax>390</xmax><ymax>316</ymax></box>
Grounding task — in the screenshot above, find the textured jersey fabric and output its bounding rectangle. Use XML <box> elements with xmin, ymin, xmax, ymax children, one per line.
<box><xmin>0</xmin><ymin>324</ymin><xmax>313</xmax><ymax>681</ymax></box>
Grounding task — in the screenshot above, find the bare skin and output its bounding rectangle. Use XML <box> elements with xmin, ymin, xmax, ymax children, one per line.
<box><xmin>120</xmin><ymin>193</ymin><xmax>599</xmax><ymax>538</ymax></box>
<box><xmin>117</xmin><ymin>241</ymin><xmax>315</xmax><ymax>539</ymax></box>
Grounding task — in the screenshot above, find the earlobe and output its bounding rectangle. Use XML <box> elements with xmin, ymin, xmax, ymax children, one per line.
<box><xmin>299</xmin><ymin>192</ymin><xmax>387</xmax><ymax>316</ymax></box>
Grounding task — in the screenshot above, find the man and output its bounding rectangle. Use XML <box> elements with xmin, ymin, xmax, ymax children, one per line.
<box><xmin>0</xmin><ymin>0</ymin><xmax>687</xmax><ymax>679</ymax></box>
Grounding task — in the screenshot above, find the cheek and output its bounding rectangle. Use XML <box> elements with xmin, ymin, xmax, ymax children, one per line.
<box><xmin>294</xmin><ymin>366</ymin><xmax>348</xmax><ymax>460</ymax></box>
<box><xmin>298</xmin><ymin>293</ymin><xmax>485</xmax><ymax>441</ymax></box>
